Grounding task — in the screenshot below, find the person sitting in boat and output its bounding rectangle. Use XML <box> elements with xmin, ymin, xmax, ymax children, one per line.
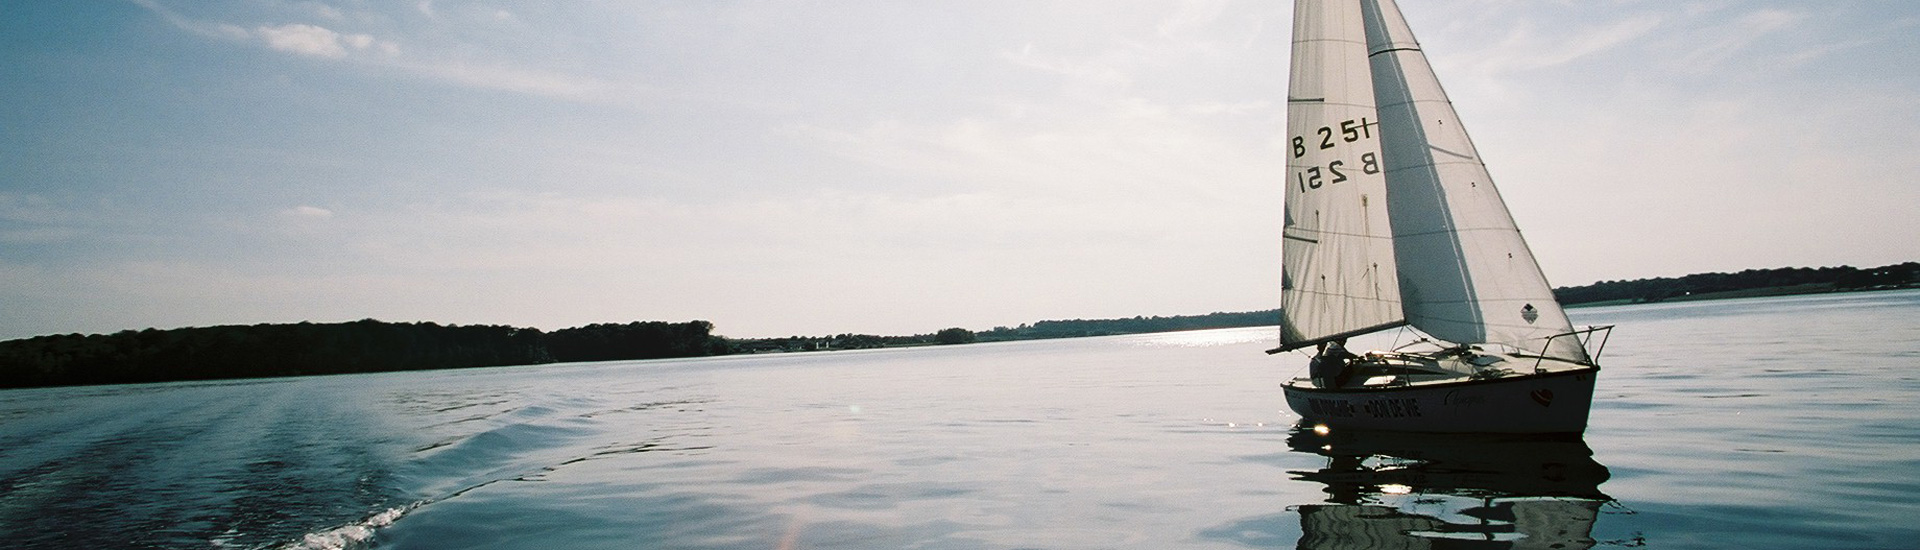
<box><xmin>1310</xmin><ymin>338</ymin><xmax>1359</xmax><ymax>388</ymax></box>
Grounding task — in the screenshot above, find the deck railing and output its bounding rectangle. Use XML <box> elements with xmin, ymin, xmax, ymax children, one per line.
<box><xmin>1534</xmin><ymin>325</ymin><xmax>1615</xmax><ymax>372</ymax></box>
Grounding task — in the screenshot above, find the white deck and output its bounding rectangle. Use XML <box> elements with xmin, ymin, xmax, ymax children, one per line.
<box><xmin>1289</xmin><ymin>349</ymin><xmax>1594</xmax><ymax>391</ymax></box>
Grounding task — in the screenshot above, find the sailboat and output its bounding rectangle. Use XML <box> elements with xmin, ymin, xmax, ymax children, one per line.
<box><xmin>1274</xmin><ymin>0</ymin><xmax>1612</xmax><ymax>433</ymax></box>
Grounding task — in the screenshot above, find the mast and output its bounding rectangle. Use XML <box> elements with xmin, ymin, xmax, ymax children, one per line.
<box><xmin>1277</xmin><ymin>0</ymin><xmax>1404</xmax><ymax>352</ymax></box>
<box><xmin>1359</xmin><ymin>0</ymin><xmax>1588</xmax><ymax>361</ymax></box>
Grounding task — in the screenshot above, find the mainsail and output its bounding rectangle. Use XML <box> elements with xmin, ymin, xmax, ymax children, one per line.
<box><xmin>1281</xmin><ymin>0</ymin><xmax>1588</xmax><ymax>362</ymax></box>
<box><xmin>1278</xmin><ymin>0</ymin><xmax>1403</xmax><ymax>350</ymax></box>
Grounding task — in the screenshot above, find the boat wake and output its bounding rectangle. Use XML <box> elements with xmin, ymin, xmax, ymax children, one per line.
<box><xmin>273</xmin><ymin>505</ymin><xmax>415</xmax><ymax>550</ymax></box>
<box><xmin>260</xmin><ymin>390</ymin><xmax>712</xmax><ymax>549</ymax></box>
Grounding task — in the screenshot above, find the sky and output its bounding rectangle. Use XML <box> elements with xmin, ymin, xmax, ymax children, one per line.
<box><xmin>4</xmin><ymin>0</ymin><xmax>1919</xmax><ymax>341</ymax></box>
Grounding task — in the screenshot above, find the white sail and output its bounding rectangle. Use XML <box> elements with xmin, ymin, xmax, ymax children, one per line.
<box><xmin>1278</xmin><ymin>0</ymin><xmax>1404</xmax><ymax>350</ymax></box>
<box><xmin>1359</xmin><ymin>0</ymin><xmax>1588</xmax><ymax>362</ymax></box>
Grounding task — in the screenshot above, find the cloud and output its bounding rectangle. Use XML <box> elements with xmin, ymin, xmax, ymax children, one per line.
<box><xmin>1670</xmin><ymin>7</ymin><xmax>1806</xmax><ymax>69</ymax></box>
<box><xmin>131</xmin><ymin>1</ymin><xmax>394</xmax><ymax>59</ymax></box>
<box><xmin>257</xmin><ymin>23</ymin><xmax>348</xmax><ymax>58</ymax></box>
<box><xmin>127</xmin><ymin>0</ymin><xmax>249</xmax><ymax>40</ymax></box>
<box><xmin>304</xmin><ymin>2</ymin><xmax>344</xmax><ymax>21</ymax></box>
<box><xmin>0</xmin><ymin>193</ymin><xmax>65</xmax><ymax>225</ymax></box>
<box><xmin>1157</xmin><ymin>0</ymin><xmax>1231</xmax><ymax>38</ymax></box>
<box><xmin>132</xmin><ymin>1</ymin><xmax>608</xmax><ymax>102</ymax></box>
<box><xmin>255</xmin><ymin>23</ymin><xmax>386</xmax><ymax>59</ymax></box>
<box><xmin>280</xmin><ymin>205</ymin><xmax>334</xmax><ymax>220</ymax></box>
<box><xmin>1000</xmin><ymin>43</ymin><xmax>1134</xmax><ymax>89</ymax></box>
<box><xmin>0</xmin><ymin>193</ymin><xmax>89</xmax><ymax>245</ymax></box>
<box><xmin>1438</xmin><ymin>12</ymin><xmax>1662</xmax><ymax>79</ymax></box>
<box><xmin>405</xmin><ymin>61</ymin><xmax>613</xmax><ymax>102</ymax></box>
<box><xmin>785</xmin><ymin>93</ymin><xmax>1279</xmax><ymax>206</ymax></box>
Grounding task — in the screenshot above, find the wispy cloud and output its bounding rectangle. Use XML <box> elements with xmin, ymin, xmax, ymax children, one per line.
<box><xmin>279</xmin><ymin>205</ymin><xmax>334</xmax><ymax>220</ymax></box>
<box><xmin>130</xmin><ymin>0</ymin><xmax>396</xmax><ymax>59</ymax></box>
<box><xmin>257</xmin><ymin>23</ymin><xmax>362</xmax><ymax>58</ymax></box>
<box><xmin>1777</xmin><ymin>15</ymin><xmax>1920</xmax><ymax>67</ymax></box>
<box><xmin>1670</xmin><ymin>7</ymin><xmax>1806</xmax><ymax>69</ymax></box>
<box><xmin>0</xmin><ymin>193</ymin><xmax>89</xmax><ymax>245</ymax></box>
<box><xmin>127</xmin><ymin>0</ymin><xmax>249</xmax><ymax>40</ymax></box>
<box><xmin>129</xmin><ymin>0</ymin><xmax>607</xmax><ymax>101</ymax></box>
<box><xmin>403</xmin><ymin>61</ymin><xmax>613</xmax><ymax>102</ymax></box>
<box><xmin>1000</xmin><ymin>43</ymin><xmax>1134</xmax><ymax>89</ymax></box>
<box><xmin>1443</xmin><ymin>13</ymin><xmax>1663</xmax><ymax>77</ymax></box>
<box><xmin>1156</xmin><ymin>0</ymin><xmax>1230</xmax><ymax>38</ymax></box>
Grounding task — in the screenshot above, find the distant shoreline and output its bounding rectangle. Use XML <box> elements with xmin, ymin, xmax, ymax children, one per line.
<box><xmin>5</xmin><ymin>263</ymin><xmax>1915</xmax><ymax>390</ymax></box>
<box><xmin>1550</xmin><ymin>262</ymin><xmax>1916</xmax><ymax>308</ymax></box>
<box><xmin>1564</xmin><ymin>281</ymin><xmax>1920</xmax><ymax>309</ymax></box>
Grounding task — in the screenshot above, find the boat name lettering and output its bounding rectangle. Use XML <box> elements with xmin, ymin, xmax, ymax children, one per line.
<box><xmin>1305</xmin><ymin>398</ymin><xmax>1356</xmax><ymax>418</ymax></box>
<box><xmin>1362</xmin><ymin>398</ymin><xmax>1422</xmax><ymax>418</ymax></box>
<box><xmin>1305</xmin><ymin>397</ymin><xmax>1423</xmax><ymax>419</ymax></box>
<box><xmin>1442</xmin><ymin>390</ymin><xmax>1484</xmax><ymax>407</ymax></box>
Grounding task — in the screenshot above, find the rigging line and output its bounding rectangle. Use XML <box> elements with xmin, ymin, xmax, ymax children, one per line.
<box><xmin>1405</xmin><ymin>297</ymin><xmax>1554</xmax><ymax>306</ymax></box>
<box><xmin>1393</xmin><ymin>226</ymin><xmax>1531</xmax><ymax>239</ymax></box>
<box><xmin>1296</xmin><ymin>37</ymin><xmax>1373</xmax><ymax>46</ymax></box>
<box><xmin>1381</xmin><ymin>160</ymin><xmax>1495</xmax><ymax>172</ymax></box>
<box><xmin>1376</xmin><ymin>98</ymin><xmax>1461</xmax><ymax>107</ymax></box>
<box><xmin>1426</xmin><ymin>144</ymin><xmax>1475</xmax><ymax>160</ymax></box>
<box><xmin>1367</xmin><ymin>46</ymin><xmax>1422</xmax><ymax>58</ymax></box>
<box><xmin>1285</xmin><ymin>100</ymin><xmax>1377</xmax><ymax>109</ymax></box>
<box><xmin>1407</xmin><ymin>318</ymin><xmax>1565</xmax><ymax>334</ymax></box>
<box><xmin>1283</xmin><ymin>288</ymin><xmax>1402</xmax><ymax>301</ymax></box>
<box><xmin>1283</xmin><ymin>227</ymin><xmax>1397</xmax><ymax>240</ymax></box>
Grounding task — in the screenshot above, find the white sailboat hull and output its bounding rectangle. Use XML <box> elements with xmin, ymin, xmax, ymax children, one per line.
<box><xmin>1282</xmin><ymin>367</ymin><xmax>1598</xmax><ymax>434</ymax></box>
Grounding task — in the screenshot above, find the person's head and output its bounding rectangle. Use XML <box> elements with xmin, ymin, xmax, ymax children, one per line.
<box><xmin>1334</xmin><ymin>338</ymin><xmax>1347</xmax><ymax>345</ymax></box>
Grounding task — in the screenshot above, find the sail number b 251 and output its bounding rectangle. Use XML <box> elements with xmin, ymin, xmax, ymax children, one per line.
<box><xmin>1292</xmin><ymin>117</ymin><xmax>1380</xmax><ymax>192</ymax></box>
<box><xmin>1297</xmin><ymin>152</ymin><xmax>1380</xmax><ymax>191</ymax></box>
<box><xmin>1292</xmin><ymin>117</ymin><xmax>1377</xmax><ymax>158</ymax></box>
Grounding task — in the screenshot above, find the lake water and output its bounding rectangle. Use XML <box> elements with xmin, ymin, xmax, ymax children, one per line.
<box><xmin>3</xmin><ymin>290</ymin><xmax>1918</xmax><ymax>549</ymax></box>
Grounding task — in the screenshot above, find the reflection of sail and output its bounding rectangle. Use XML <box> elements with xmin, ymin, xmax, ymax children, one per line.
<box><xmin>1297</xmin><ymin>501</ymin><xmax>1602</xmax><ymax>550</ymax></box>
<box><xmin>1288</xmin><ymin>428</ymin><xmax>1612</xmax><ymax>550</ymax></box>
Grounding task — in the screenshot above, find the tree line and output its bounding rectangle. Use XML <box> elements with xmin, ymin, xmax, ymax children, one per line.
<box><xmin>724</xmin><ymin>327</ymin><xmax>978</xmax><ymax>353</ymax></box>
<box><xmin>0</xmin><ymin>311</ymin><xmax>1276</xmax><ymax>388</ymax></box>
<box><xmin>0</xmin><ymin>320</ymin><xmax>724</xmax><ymax>389</ymax></box>
<box><xmin>976</xmin><ymin>310</ymin><xmax>1280</xmax><ymax>341</ymax></box>
<box><xmin>1552</xmin><ymin>262</ymin><xmax>1919</xmax><ymax>305</ymax></box>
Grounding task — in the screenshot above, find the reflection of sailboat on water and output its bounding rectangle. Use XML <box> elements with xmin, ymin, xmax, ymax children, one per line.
<box><xmin>1288</xmin><ymin>428</ymin><xmax>1613</xmax><ymax>549</ymax></box>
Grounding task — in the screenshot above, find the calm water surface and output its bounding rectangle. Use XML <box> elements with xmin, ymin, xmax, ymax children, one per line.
<box><xmin>3</xmin><ymin>290</ymin><xmax>1918</xmax><ymax>549</ymax></box>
